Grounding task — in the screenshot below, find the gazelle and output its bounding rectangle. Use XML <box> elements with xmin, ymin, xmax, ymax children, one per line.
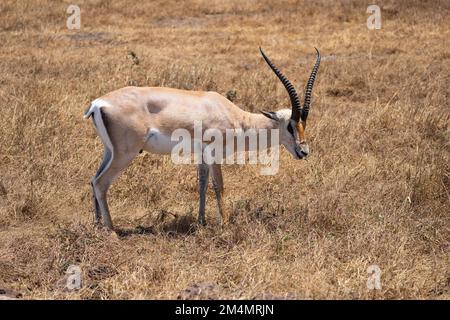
<box><xmin>84</xmin><ymin>48</ymin><xmax>320</xmax><ymax>230</ymax></box>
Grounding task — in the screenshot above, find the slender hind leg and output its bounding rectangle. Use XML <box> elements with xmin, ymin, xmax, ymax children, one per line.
<box><xmin>197</xmin><ymin>163</ymin><xmax>210</xmax><ymax>225</ymax></box>
<box><xmin>210</xmin><ymin>164</ymin><xmax>228</xmax><ymax>224</ymax></box>
<box><xmin>92</xmin><ymin>151</ymin><xmax>139</xmax><ymax>230</ymax></box>
<box><xmin>91</xmin><ymin>147</ymin><xmax>112</xmax><ymax>224</ymax></box>
<box><xmin>88</xmin><ymin>105</ymin><xmax>149</xmax><ymax>230</ymax></box>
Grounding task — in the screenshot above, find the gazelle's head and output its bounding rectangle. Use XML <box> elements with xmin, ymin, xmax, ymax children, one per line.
<box><xmin>260</xmin><ymin>47</ymin><xmax>321</xmax><ymax>160</ymax></box>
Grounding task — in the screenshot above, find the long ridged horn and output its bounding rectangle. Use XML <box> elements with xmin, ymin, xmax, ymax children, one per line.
<box><xmin>259</xmin><ymin>47</ymin><xmax>301</xmax><ymax>122</ymax></box>
<box><xmin>301</xmin><ymin>48</ymin><xmax>321</xmax><ymax>122</ymax></box>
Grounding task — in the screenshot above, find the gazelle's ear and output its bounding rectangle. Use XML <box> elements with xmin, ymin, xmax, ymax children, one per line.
<box><xmin>261</xmin><ymin>111</ymin><xmax>279</xmax><ymax>121</ymax></box>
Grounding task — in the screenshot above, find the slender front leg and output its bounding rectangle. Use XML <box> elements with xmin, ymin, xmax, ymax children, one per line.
<box><xmin>197</xmin><ymin>163</ymin><xmax>210</xmax><ymax>225</ymax></box>
<box><xmin>210</xmin><ymin>164</ymin><xmax>228</xmax><ymax>225</ymax></box>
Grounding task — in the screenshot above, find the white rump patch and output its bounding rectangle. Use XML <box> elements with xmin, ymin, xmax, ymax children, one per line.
<box><xmin>84</xmin><ymin>99</ymin><xmax>112</xmax><ymax>118</ymax></box>
<box><xmin>92</xmin><ymin>98</ymin><xmax>112</xmax><ymax>108</ymax></box>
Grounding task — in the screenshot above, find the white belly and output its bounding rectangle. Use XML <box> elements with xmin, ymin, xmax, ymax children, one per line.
<box><xmin>142</xmin><ymin>128</ymin><xmax>220</xmax><ymax>160</ymax></box>
<box><xmin>142</xmin><ymin>128</ymin><xmax>177</xmax><ymax>155</ymax></box>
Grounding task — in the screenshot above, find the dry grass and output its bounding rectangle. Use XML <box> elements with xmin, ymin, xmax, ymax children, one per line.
<box><xmin>0</xmin><ymin>0</ymin><xmax>449</xmax><ymax>299</ymax></box>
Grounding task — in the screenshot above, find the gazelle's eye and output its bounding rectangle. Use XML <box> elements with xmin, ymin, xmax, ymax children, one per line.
<box><xmin>287</xmin><ymin>123</ymin><xmax>294</xmax><ymax>135</ymax></box>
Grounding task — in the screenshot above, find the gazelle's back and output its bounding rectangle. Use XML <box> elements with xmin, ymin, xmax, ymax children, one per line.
<box><xmin>98</xmin><ymin>86</ymin><xmax>240</xmax><ymax>135</ymax></box>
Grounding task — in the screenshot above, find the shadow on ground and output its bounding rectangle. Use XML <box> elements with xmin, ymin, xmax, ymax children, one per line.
<box><xmin>116</xmin><ymin>212</ymin><xmax>198</xmax><ymax>238</ymax></box>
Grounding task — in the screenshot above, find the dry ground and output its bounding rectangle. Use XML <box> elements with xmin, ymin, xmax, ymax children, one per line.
<box><xmin>0</xmin><ymin>0</ymin><xmax>449</xmax><ymax>299</ymax></box>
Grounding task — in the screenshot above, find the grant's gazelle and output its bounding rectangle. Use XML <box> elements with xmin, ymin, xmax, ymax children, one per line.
<box><xmin>85</xmin><ymin>48</ymin><xmax>320</xmax><ymax>229</ymax></box>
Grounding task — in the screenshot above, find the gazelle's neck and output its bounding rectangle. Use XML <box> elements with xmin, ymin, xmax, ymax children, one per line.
<box><xmin>239</xmin><ymin>111</ymin><xmax>279</xmax><ymax>131</ymax></box>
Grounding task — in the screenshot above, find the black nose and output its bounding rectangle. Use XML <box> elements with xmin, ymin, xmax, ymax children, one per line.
<box><xmin>295</xmin><ymin>149</ymin><xmax>305</xmax><ymax>159</ymax></box>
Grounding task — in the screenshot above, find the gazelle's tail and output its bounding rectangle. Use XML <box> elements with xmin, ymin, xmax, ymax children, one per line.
<box><xmin>84</xmin><ymin>99</ymin><xmax>114</xmax><ymax>153</ymax></box>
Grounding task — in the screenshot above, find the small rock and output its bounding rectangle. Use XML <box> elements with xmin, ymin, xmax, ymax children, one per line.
<box><xmin>0</xmin><ymin>288</ymin><xmax>22</xmax><ymax>299</ymax></box>
<box><xmin>177</xmin><ymin>283</ymin><xmax>221</xmax><ymax>300</ymax></box>
<box><xmin>254</xmin><ymin>292</ymin><xmax>298</xmax><ymax>300</ymax></box>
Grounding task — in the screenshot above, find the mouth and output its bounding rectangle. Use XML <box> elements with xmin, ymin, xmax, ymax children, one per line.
<box><xmin>295</xmin><ymin>149</ymin><xmax>307</xmax><ymax>160</ymax></box>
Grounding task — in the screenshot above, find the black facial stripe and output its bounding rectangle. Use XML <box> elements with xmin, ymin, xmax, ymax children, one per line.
<box><xmin>287</xmin><ymin>123</ymin><xmax>294</xmax><ymax>136</ymax></box>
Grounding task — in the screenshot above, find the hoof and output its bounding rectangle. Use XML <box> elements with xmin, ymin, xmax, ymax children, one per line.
<box><xmin>94</xmin><ymin>223</ymin><xmax>116</xmax><ymax>233</ymax></box>
<box><xmin>221</xmin><ymin>218</ymin><xmax>230</xmax><ymax>226</ymax></box>
<box><xmin>107</xmin><ymin>230</ymin><xmax>119</xmax><ymax>240</ymax></box>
